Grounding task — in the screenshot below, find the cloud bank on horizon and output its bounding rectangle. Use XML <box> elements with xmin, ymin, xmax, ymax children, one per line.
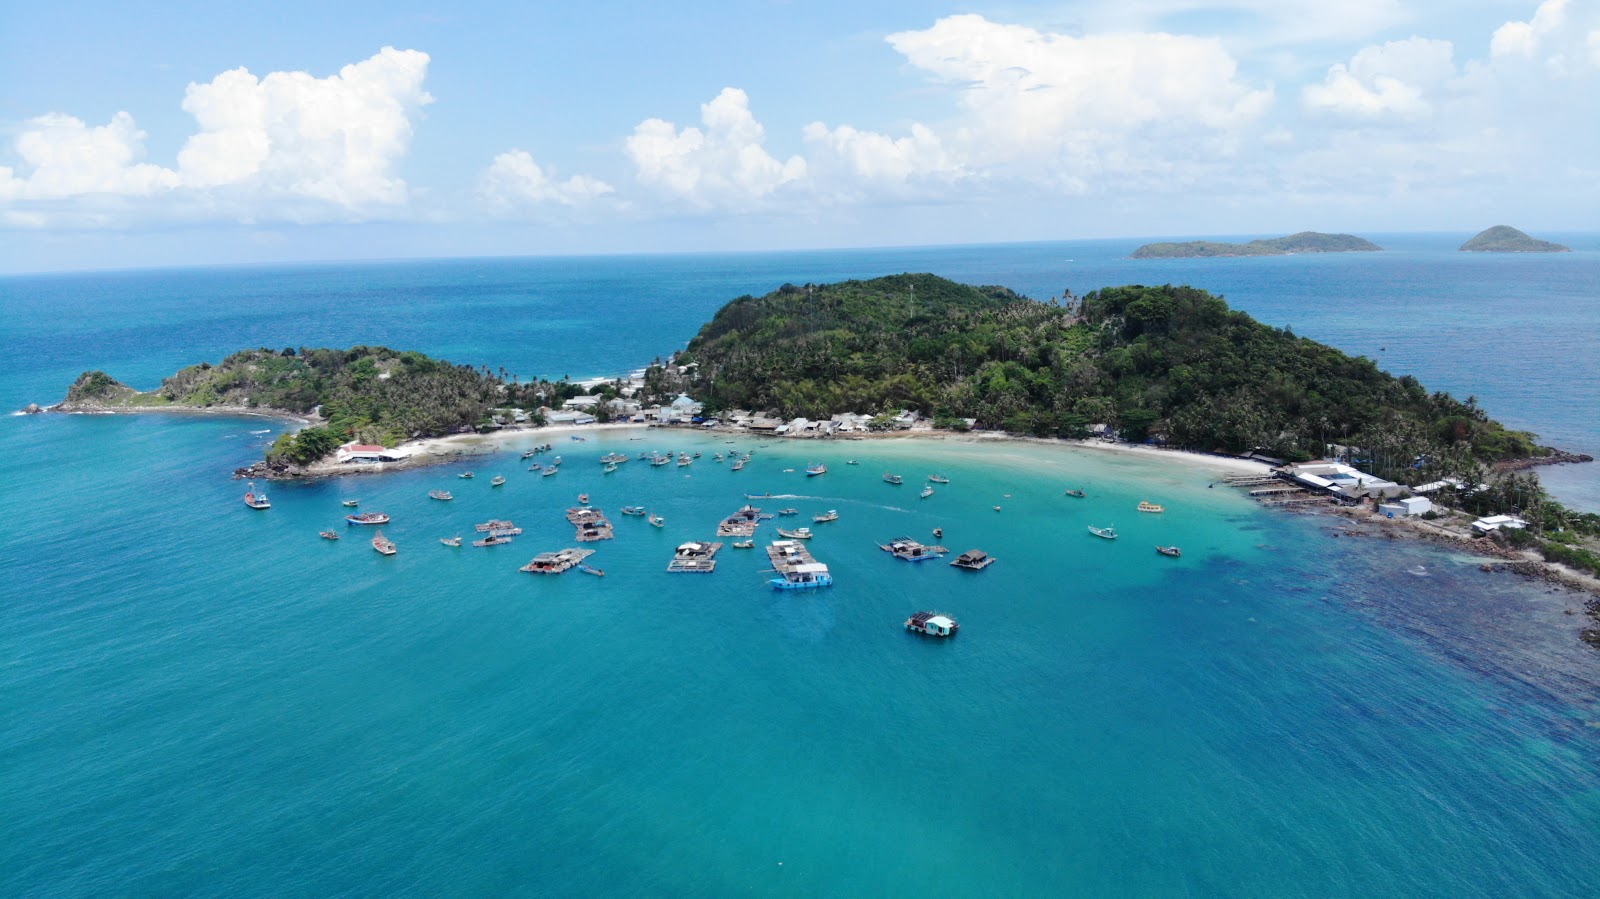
<box><xmin>2</xmin><ymin>0</ymin><xmax>1596</xmax><ymax>240</ymax></box>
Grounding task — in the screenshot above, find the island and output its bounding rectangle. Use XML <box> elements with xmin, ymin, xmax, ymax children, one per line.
<box><xmin>56</xmin><ymin>346</ymin><xmax>599</xmax><ymax>472</ymax></box>
<box><xmin>46</xmin><ymin>275</ymin><xmax>1599</xmax><ymax>592</ymax></box>
<box><xmin>1132</xmin><ymin>232</ymin><xmax>1382</xmax><ymax>258</ymax></box>
<box><xmin>1459</xmin><ymin>225</ymin><xmax>1570</xmax><ymax>253</ymax></box>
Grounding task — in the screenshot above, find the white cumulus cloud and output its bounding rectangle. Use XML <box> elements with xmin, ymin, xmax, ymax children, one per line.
<box><xmin>478</xmin><ymin>150</ymin><xmax>614</xmax><ymax>209</ymax></box>
<box><xmin>1491</xmin><ymin>0</ymin><xmax>1569</xmax><ymax>58</ymax></box>
<box><xmin>0</xmin><ymin>112</ymin><xmax>179</xmax><ymax>201</ymax></box>
<box><xmin>625</xmin><ymin>87</ymin><xmax>806</xmax><ymax>209</ymax></box>
<box><xmin>175</xmin><ymin>47</ymin><xmax>432</xmax><ymax>208</ymax></box>
<box><xmin>1302</xmin><ymin>37</ymin><xmax>1456</xmax><ymax>118</ymax></box>
<box><xmin>801</xmin><ymin>121</ymin><xmax>961</xmax><ymax>195</ymax></box>
<box><xmin>885</xmin><ymin>14</ymin><xmax>1273</xmax><ymax>164</ymax></box>
<box><xmin>1</xmin><ymin>47</ymin><xmax>432</xmax><ymax>224</ymax></box>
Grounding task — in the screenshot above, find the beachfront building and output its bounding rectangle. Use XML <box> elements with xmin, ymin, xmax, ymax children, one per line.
<box><xmin>670</xmin><ymin>394</ymin><xmax>703</xmax><ymax>416</ymax></box>
<box><xmin>1378</xmin><ymin>497</ymin><xmax>1433</xmax><ymax>517</ymax></box>
<box><xmin>1282</xmin><ymin>461</ymin><xmax>1402</xmax><ymax>499</ymax></box>
<box><xmin>1472</xmin><ymin>514</ymin><xmax>1530</xmax><ymax>534</ymax></box>
<box><xmin>563</xmin><ymin>395</ymin><xmax>604</xmax><ymax>411</ymax></box>
<box><xmin>335</xmin><ymin>442</ymin><xmax>403</xmax><ymax>464</ymax></box>
<box><xmin>831</xmin><ymin>412</ymin><xmax>872</xmax><ymax>433</ymax></box>
<box><xmin>546</xmin><ymin>410</ymin><xmax>596</xmax><ymax>425</ymax></box>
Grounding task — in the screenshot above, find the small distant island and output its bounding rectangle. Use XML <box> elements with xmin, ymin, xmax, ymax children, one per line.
<box><xmin>1459</xmin><ymin>225</ymin><xmax>1570</xmax><ymax>253</ymax></box>
<box><xmin>1132</xmin><ymin>232</ymin><xmax>1382</xmax><ymax>259</ymax></box>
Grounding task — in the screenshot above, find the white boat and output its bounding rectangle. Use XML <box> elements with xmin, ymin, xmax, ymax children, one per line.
<box><xmin>920</xmin><ymin>486</ymin><xmax>934</xmax><ymax>499</ymax></box>
<box><xmin>812</xmin><ymin>510</ymin><xmax>839</xmax><ymax>523</ymax></box>
<box><xmin>491</xmin><ymin>475</ymin><xmax>506</xmax><ymax>487</ymax></box>
<box><xmin>372</xmin><ymin>531</ymin><xmax>397</xmax><ymax>555</ymax></box>
<box><xmin>1088</xmin><ymin>525</ymin><xmax>1117</xmax><ymax>540</ymax></box>
<box><xmin>776</xmin><ymin>527</ymin><xmax>813</xmax><ymax>540</ymax></box>
<box><xmin>243</xmin><ymin>481</ymin><xmax>270</xmax><ymax>510</ymax></box>
<box><xmin>1138</xmin><ymin>501</ymin><xmax>1164</xmax><ymax>513</ymax></box>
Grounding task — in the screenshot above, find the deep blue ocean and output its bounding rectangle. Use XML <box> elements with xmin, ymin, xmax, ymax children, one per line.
<box><xmin>3</xmin><ymin>236</ymin><xmax>1598</xmax><ymax>895</ymax></box>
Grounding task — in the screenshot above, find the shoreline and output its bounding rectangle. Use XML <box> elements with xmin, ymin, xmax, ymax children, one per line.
<box><xmin>41</xmin><ymin>401</ymin><xmax>1600</xmax><ymax>630</ymax></box>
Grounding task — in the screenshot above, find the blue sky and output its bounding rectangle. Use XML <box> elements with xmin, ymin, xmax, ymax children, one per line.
<box><xmin>1</xmin><ymin>0</ymin><xmax>1596</xmax><ymax>271</ymax></box>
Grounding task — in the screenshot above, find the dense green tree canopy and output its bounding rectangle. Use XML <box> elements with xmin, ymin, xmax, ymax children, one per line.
<box><xmin>680</xmin><ymin>275</ymin><xmax>1544</xmax><ymax>480</ymax></box>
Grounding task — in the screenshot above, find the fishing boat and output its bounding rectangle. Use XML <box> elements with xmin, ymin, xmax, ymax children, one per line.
<box><xmin>553</xmin><ymin>455</ymin><xmax>563</xmax><ymax>465</ymax></box>
<box><xmin>440</xmin><ymin>535</ymin><xmax>462</xmax><ymax>547</ymax></box>
<box><xmin>1088</xmin><ymin>525</ymin><xmax>1117</xmax><ymax>540</ymax></box>
<box><xmin>778</xmin><ymin>508</ymin><xmax>799</xmax><ymax>516</ymax></box>
<box><xmin>542</xmin><ymin>466</ymin><xmax>559</xmax><ymax>477</ymax></box>
<box><xmin>600</xmin><ymin>452</ymin><xmax>628</xmax><ymax>465</ymax></box>
<box><xmin>521</xmin><ymin>450</ymin><xmax>537</xmax><ymax>459</ymax></box>
<box><xmin>648</xmin><ymin>514</ymin><xmax>665</xmax><ymax>527</ymax></box>
<box><xmin>603</xmin><ymin>462</ymin><xmax>619</xmax><ymax>474</ymax></box>
<box><xmin>732</xmin><ymin>539</ymin><xmax>754</xmax><ymax>549</ymax></box>
<box><xmin>805</xmin><ymin>462</ymin><xmax>827</xmax><ymax>477</ymax></box>
<box><xmin>371</xmin><ymin>531</ymin><xmax>397</xmax><ymax>555</ymax></box>
<box><xmin>243</xmin><ymin>481</ymin><xmax>271</xmax><ymax>509</ymax></box>
<box><xmin>1064</xmin><ymin>489</ymin><xmax>1087</xmax><ymax>498</ymax></box>
<box><xmin>472</xmin><ymin>532</ymin><xmax>514</xmax><ymax>547</ymax></box>
<box><xmin>319</xmin><ymin>530</ymin><xmax>340</xmax><ymax>541</ymax></box>
<box><xmin>528</xmin><ymin>462</ymin><xmax>542</xmax><ymax>471</ymax></box>
<box><xmin>693</xmin><ymin>451</ymin><xmax>702</xmax><ymax>458</ymax></box>
<box><xmin>933</xmin><ymin>527</ymin><xmax>943</xmax><ymax>539</ymax></box>
<box><xmin>346</xmin><ymin>511</ymin><xmax>390</xmax><ymax>525</ymax></box>
<box><xmin>578</xmin><ymin>493</ymin><xmax>590</xmax><ymax>505</ymax></box>
<box><xmin>621</xmin><ymin>506</ymin><xmax>647</xmax><ymax>516</ymax></box>
<box><xmin>579</xmin><ymin>564</ymin><xmax>605</xmax><ymax>577</ymax></box>
<box><xmin>731</xmin><ymin>459</ymin><xmax>746</xmax><ymax>471</ymax></box>
<box><xmin>342</xmin><ymin>499</ymin><xmax>359</xmax><ymax>508</ymax></box>
<box><xmin>776</xmin><ymin>527</ymin><xmax>813</xmax><ymax>540</ymax></box>
<box><xmin>812</xmin><ymin>510</ymin><xmax>839</xmax><ymax>523</ymax></box>
<box><xmin>882</xmin><ymin>473</ymin><xmax>903</xmax><ymax>485</ymax></box>
<box><xmin>651</xmin><ymin>453</ymin><xmax>671</xmax><ymax>467</ymax></box>
<box><xmin>928</xmin><ymin>474</ymin><xmax>950</xmax><ymax>484</ymax></box>
<box><xmin>1138</xmin><ymin>501</ymin><xmax>1164</xmax><ymax>513</ymax></box>
<box><xmin>677</xmin><ymin>454</ymin><xmax>693</xmax><ymax>467</ymax></box>
<box><xmin>429</xmin><ymin>489</ymin><xmax>453</xmax><ymax>501</ymax></box>
<box><xmin>714</xmin><ymin>453</ymin><xmax>724</xmax><ymax>462</ymax></box>
<box><xmin>459</xmin><ymin>471</ymin><xmax>475</xmax><ymax>479</ymax></box>
<box><xmin>920</xmin><ymin>486</ymin><xmax>934</xmax><ymax>499</ymax></box>
<box><xmin>571</xmin><ymin>435</ymin><xmax>585</xmax><ymax>442</ymax></box>
<box><xmin>1156</xmin><ymin>545</ymin><xmax>1182</xmax><ymax>557</ymax></box>
<box><xmin>491</xmin><ymin>475</ymin><xmax>506</xmax><ymax>487</ymax></box>
<box><xmin>904</xmin><ymin>611</ymin><xmax>959</xmax><ymax>637</ymax></box>
<box><xmin>846</xmin><ymin>460</ymin><xmax>859</xmax><ymax>466</ymax></box>
<box><xmin>950</xmin><ymin>550</ymin><xmax>994</xmax><ymax>571</ymax></box>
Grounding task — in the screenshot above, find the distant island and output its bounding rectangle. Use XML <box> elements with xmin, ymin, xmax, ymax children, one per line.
<box><xmin>1132</xmin><ymin>232</ymin><xmax>1382</xmax><ymax>258</ymax></box>
<box><xmin>1460</xmin><ymin>225</ymin><xmax>1570</xmax><ymax>253</ymax></box>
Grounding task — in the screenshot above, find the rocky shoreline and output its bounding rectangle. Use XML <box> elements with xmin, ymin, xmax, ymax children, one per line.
<box><xmin>1494</xmin><ymin>449</ymin><xmax>1595</xmax><ymax>471</ymax></box>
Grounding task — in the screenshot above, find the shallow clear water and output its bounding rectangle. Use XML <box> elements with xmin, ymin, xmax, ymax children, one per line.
<box><xmin>3</xmin><ymin>242</ymin><xmax>1598</xmax><ymax>895</ymax></box>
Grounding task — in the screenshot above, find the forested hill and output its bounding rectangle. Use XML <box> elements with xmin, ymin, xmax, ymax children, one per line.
<box><xmin>679</xmin><ymin>274</ymin><xmax>1547</xmax><ymax>477</ymax></box>
<box><xmin>59</xmin><ymin>347</ymin><xmax>586</xmax><ymax>465</ymax></box>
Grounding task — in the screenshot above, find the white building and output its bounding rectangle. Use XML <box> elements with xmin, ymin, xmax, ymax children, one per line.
<box><xmin>334</xmin><ymin>442</ymin><xmax>402</xmax><ymax>464</ymax></box>
<box><xmin>1472</xmin><ymin>514</ymin><xmax>1529</xmax><ymax>534</ymax></box>
<box><xmin>1283</xmin><ymin>461</ymin><xmax>1402</xmax><ymax>499</ymax></box>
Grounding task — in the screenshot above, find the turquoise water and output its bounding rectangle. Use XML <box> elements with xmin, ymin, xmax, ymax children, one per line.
<box><xmin>3</xmin><ymin>241</ymin><xmax>1599</xmax><ymax>894</ymax></box>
